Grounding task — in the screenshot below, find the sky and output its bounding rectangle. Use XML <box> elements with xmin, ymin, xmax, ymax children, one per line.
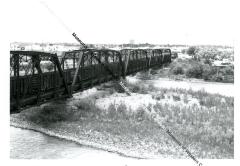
<box><xmin>7</xmin><ymin>0</ymin><xmax>237</xmax><ymax>45</ymax></box>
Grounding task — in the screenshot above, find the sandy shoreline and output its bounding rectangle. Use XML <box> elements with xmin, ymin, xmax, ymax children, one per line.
<box><xmin>10</xmin><ymin>113</ymin><xmax>187</xmax><ymax>159</ymax></box>
<box><xmin>10</xmin><ymin>118</ymin><xmax>146</xmax><ymax>159</ymax></box>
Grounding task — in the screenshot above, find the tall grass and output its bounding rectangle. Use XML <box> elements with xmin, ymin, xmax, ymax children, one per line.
<box><xmin>116</xmin><ymin>81</ymin><xmax>234</xmax><ymax>155</ymax></box>
<box><xmin>21</xmin><ymin>77</ymin><xmax>233</xmax><ymax>157</ymax></box>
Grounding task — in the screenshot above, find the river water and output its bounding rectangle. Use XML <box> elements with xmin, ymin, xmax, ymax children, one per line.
<box><xmin>10</xmin><ymin>127</ymin><xmax>129</xmax><ymax>160</ymax></box>
<box><xmin>151</xmin><ymin>78</ymin><xmax>234</xmax><ymax>97</ymax></box>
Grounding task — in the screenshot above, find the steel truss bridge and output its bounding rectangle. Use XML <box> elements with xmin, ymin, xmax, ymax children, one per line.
<box><xmin>10</xmin><ymin>48</ymin><xmax>171</xmax><ymax>112</ymax></box>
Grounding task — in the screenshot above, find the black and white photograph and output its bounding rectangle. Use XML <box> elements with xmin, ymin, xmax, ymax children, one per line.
<box><xmin>1</xmin><ymin>0</ymin><xmax>239</xmax><ymax>165</ymax></box>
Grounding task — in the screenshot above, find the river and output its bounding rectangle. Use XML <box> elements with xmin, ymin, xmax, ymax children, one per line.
<box><xmin>151</xmin><ymin>78</ymin><xmax>234</xmax><ymax>97</ymax></box>
<box><xmin>10</xmin><ymin>127</ymin><xmax>131</xmax><ymax>160</ymax></box>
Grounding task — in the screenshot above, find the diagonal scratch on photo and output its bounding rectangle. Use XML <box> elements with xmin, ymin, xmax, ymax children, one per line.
<box><xmin>10</xmin><ymin>0</ymin><xmax>234</xmax><ymax>164</ymax></box>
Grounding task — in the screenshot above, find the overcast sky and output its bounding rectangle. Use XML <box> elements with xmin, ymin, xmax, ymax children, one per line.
<box><xmin>7</xmin><ymin>0</ymin><xmax>237</xmax><ymax>45</ymax></box>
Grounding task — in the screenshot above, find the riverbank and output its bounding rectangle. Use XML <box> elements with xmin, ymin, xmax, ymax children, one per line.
<box><xmin>11</xmin><ymin>107</ymin><xmax>185</xmax><ymax>159</ymax></box>
<box><xmin>10</xmin><ymin>75</ymin><xmax>234</xmax><ymax>159</ymax></box>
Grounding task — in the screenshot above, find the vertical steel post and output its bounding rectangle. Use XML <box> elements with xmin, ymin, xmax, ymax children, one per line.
<box><xmin>53</xmin><ymin>54</ymin><xmax>71</xmax><ymax>97</ymax></box>
<box><xmin>148</xmin><ymin>50</ymin><xmax>152</xmax><ymax>68</ymax></box>
<box><xmin>73</xmin><ymin>53</ymin><xmax>76</xmax><ymax>69</ymax></box>
<box><xmin>14</xmin><ymin>54</ymin><xmax>20</xmax><ymax>109</ymax></box>
<box><xmin>71</xmin><ymin>52</ymin><xmax>83</xmax><ymax>92</ymax></box>
<box><xmin>124</xmin><ymin>53</ymin><xmax>130</xmax><ymax>77</ymax></box>
<box><xmin>33</xmin><ymin>55</ymin><xmax>43</xmax><ymax>104</ymax></box>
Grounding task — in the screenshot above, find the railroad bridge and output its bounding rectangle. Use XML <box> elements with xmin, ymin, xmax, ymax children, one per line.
<box><xmin>10</xmin><ymin>48</ymin><xmax>171</xmax><ymax>112</ymax></box>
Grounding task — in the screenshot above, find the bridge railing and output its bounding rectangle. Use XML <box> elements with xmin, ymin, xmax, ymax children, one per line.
<box><xmin>10</xmin><ymin>51</ymin><xmax>70</xmax><ymax>111</ymax></box>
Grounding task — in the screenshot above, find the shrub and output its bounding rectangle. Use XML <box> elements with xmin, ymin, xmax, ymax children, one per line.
<box><xmin>186</xmin><ymin>64</ymin><xmax>203</xmax><ymax>78</ymax></box>
<box><xmin>127</xmin><ymin>82</ymin><xmax>150</xmax><ymax>94</ymax></box>
<box><xmin>134</xmin><ymin>107</ymin><xmax>148</xmax><ymax>122</ymax></box>
<box><xmin>132</xmin><ymin>84</ymin><xmax>141</xmax><ymax>93</ymax></box>
<box><xmin>74</xmin><ymin>99</ymin><xmax>92</xmax><ymax>110</ymax></box>
<box><xmin>202</xmin><ymin>65</ymin><xmax>216</xmax><ymax>81</ymax></box>
<box><xmin>204</xmin><ymin>58</ymin><xmax>212</xmax><ymax>65</ymax></box>
<box><xmin>221</xmin><ymin>66</ymin><xmax>234</xmax><ymax>75</ymax></box>
<box><xmin>187</xmin><ymin>46</ymin><xmax>198</xmax><ymax>56</ymax></box>
<box><xmin>213</xmin><ymin>73</ymin><xmax>224</xmax><ymax>82</ymax></box>
<box><xmin>106</xmin><ymin>103</ymin><xmax>118</xmax><ymax>119</ymax></box>
<box><xmin>172</xmin><ymin>66</ymin><xmax>184</xmax><ymax>75</ymax></box>
<box><xmin>28</xmin><ymin>105</ymin><xmax>74</xmax><ymax>125</ymax></box>
<box><xmin>172</xmin><ymin>94</ymin><xmax>181</xmax><ymax>101</ymax></box>
<box><xmin>73</xmin><ymin>99</ymin><xmax>100</xmax><ymax>118</ymax></box>
<box><xmin>102</xmin><ymin>102</ymin><xmax>151</xmax><ymax>122</ymax></box>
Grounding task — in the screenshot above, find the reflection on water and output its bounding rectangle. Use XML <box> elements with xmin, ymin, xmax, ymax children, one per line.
<box><xmin>10</xmin><ymin>127</ymin><xmax>125</xmax><ymax>159</ymax></box>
